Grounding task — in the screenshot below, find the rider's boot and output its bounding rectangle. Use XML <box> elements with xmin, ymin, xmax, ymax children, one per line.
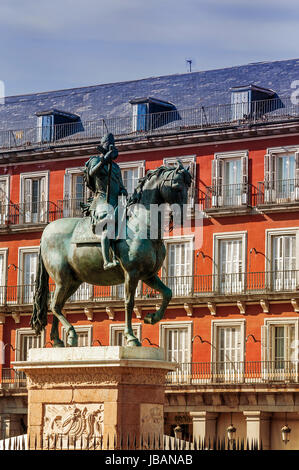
<box><xmin>102</xmin><ymin>233</ymin><xmax>119</xmax><ymax>270</ymax></box>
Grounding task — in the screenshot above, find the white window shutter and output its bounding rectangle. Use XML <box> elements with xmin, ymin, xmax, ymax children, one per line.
<box><xmin>218</xmin><ymin>159</ymin><xmax>224</xmax><ymax>206</ymax></box>
<box><xmin>64</xmin><ymin>172</ymin><xmax>71</xmax><ymax>200</ymax></box>
<box><xmin>241</xmin><ymin>155</ymin><xmax>248</xmax><ymax>205</ymax></box>
<box><xmin>138</xmin><ymin>164</ymin><xmax>145</xmax><ymax>180</ymax></box>
<box><xmin>211</xmin><ymin>159</ymin><xmax>217</xmax><ymax>207</ymax></box>
<box><xmin>24</xmin><ymin>178</ymin><xmax>32</xmax><ymax>223</ymax></box>
<box><xmin>40</xmin><ymin>177</ymin><xmax>47</xmax><ymax>222</ymax></box>
<box><xmin>264</xmin><ymin>154</ymin><xmax>271</xmax><ymax>202</ymax></box>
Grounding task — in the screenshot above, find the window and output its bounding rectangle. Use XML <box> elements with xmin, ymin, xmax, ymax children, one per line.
<box><xmin>214</xmin><ymin>232</ymin><xmax>247</xmax><ymax>294</ymax></box>
<box><xmin>16</xmin><ymin>328</ymin><xmax>45</xmax><ymax>361</ymax></box>
<box><xmin>20</xmin><ymin>171</ymin><xmax>49</xmax><ymax>224</ymax></box>
<box><xmin>212</xmin><ymin>320</ymin><xmax>246</xmax><ymax>381</ymax></box>
<box><xmin>110</xmin><ymin>324</ymin><xmax>141</xmax><ymax>346</ymax></box>
<box><xmin>263</xmin><ymin>149</ymin><xmax>299</xmax><ymax>203</ymax></box>
<box><xmin>37</xmin><ymin>114</ymin><xmax>54</xmax><ymax>143</ymax></box>
<box><xmin>164</xmin><ymin>237</ymin><xmax>193</xmax><ymax>296</ymax></box>
<box><xmin>130</xmin><ymin>98</ymin><xmax>175</xmax><ymax>132</ymax></box>
<box><xmin>262</xmin><ymin>319</ymin><xmax>299</xmax><ymax>379</ymax></box>
<box><xmin>0</xmin><ymin>176</ymin><xmax>9</xmax><ymax>224</ymax></box>
<box><xmin>63</xmin><ymin>168</ymin><xmax>91</xmax><ymax>217</ymax></box>
<box><xmin>160</xmin><ymin>322</ymin><xmax>192</xmax><ymax>363</ymax></box>
<box><xmin>18</xmin><ymin>248</ymin><xmax>39</xmax><ymax>303</ymax></box>
<box><xmin>211</xmin><ymin>152</ymin><xmax>248</xmax><ymax>207</ymax></box>
<box><xmin>62</xmin><ymin>325</ymin><xmax>92</xmax><ymax>347</ymax></box>
<box><xmin>266</xmin><ymin>228</ymin><xmax>299</xmax><ymax>292</ymax></box>
<box><xmin>231</xmin><ymin>91</ymin><xmax>250</xmax><ymax>121</ymax></box>
<box><xmin>118</xmin><ymin>161</ymin><xmax>145</xmax><ymax>197</ymax></box>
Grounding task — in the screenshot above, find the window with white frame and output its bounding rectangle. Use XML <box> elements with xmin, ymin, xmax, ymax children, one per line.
<box><xmin>61</xmin><ymin>325</ymin><xmax>93</xmax><ymax>347</ymax></box>
<box><xmin>163</xmin><ymin>156</ymin><xmax>196</xmax><ymax>211</ymax></box>
<box><xmin>262</xmin><ymin>319</ymin><xmax>299</xmax><ymax>373</ymax></box>
<box><xmin>0</xmin><ymin>176</ymin><xmax>9</xmax><ymax>224</ymax></box>
<box><xmin>110</xmin><ymin>324</ymin><xmax>141</xmax><ymax>346</ymax></box>
<box><xmin>20</xmin><ymin>171</ymin><xmax>49</xmax><ymax>224</ymax></box>
<box><xmin>164</xmin><ymin>237</ymin><xmax>193</xmax><ymax>296</ymax></box>
<box><xmin>214</xmin><ymin>232</ymin><xmax>247</xmax><ymax>294</ymax></box>
<box><xmin>212</xmin><ymin>320</ymin><xmax>245</xmax><ymax>378</ymax></box>
<box><xmin>159</xmin><ymin>322</ymin><xmax>192</xmax><ymax>363</ymax></box>
<box><xmin>16</xmin><ymin>328</ymin><xmax>45</xmax><ymax>361</ymax></box>
<box><xmin>266</xmin><ymin>228</ymin><xmax>299</xmax><ymax>292</ymax></box>
<box><xmin>18</xmin><ymin>248</ymin><xmax>39</xmax><ymax>303</ymax></box>
<box><xmin>211</xmin><ymin>151</ymin><xmax>248</xmax><ymax>207</ymax></box>
<box><xmin>0</xmin><ymin>249</ymin><xmax>7</xmax><ymax>305</ymax></box>
<box><xmin>118</xmin><ymin>161</ymin><xmax>145</xmax><ymax>196</ymax></box>
<box><xmin>263</xmin><ymin>148</ymin><xmax>299</xmax><ymax>203</ymax></box>
<box><xmin>63</xmin><ymin>167</ymin><xmax>91</xmax><ymax>217</ymax></box>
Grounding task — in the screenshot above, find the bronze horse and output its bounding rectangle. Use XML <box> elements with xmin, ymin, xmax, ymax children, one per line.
<box><xmin>31</xmin><ymin>162</ymin><xmax>192</xmax><ymax>347</ymax></box>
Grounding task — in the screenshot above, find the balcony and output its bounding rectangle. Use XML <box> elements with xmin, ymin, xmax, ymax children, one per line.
<box><xmin>0</xmin><ymin>270</ymin><xmax>297</xmax><ymax>309</ymax></box>
<box><xmin>0</xmin><ymin>201</ymin><xmax>63</xmax><ymax>230</ymax></box>
<box><xmin>1</xmin><ymin>368</ymin><xmax>26</xmax><ymax>389</ymax></box>
<box><xmin>204</xmin><ymin>183</ymin><xmax>255</xmax><ymax>216</ymax></box>
<box><xmin>257</xmin><ymin>179</ymin><xmax>299</xmax><ymax>212</ymax></box>
<box><xmin>1</xmin><ymin>97</ymin><xmax>299</xmax><ymax>152</ymax></box>
<box><xmin>166</xmin><ymin>361</ymin><xmax>299</xmax><ymax>385</ymax></box>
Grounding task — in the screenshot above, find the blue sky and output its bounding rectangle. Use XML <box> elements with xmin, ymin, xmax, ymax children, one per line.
<box><xmin>0</xmin><ymin>0</ymin><xmax>299</xmax><ymax>96</ymax></box>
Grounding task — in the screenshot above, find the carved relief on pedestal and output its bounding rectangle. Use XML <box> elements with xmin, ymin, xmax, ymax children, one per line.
<box><xmin>140</xmin><ymin>403</ymin><xmax>163</xmax><ymax>443</ymax></box>
<box><xmin>43</xmin><ymin>403</ymin><xmax>104</xmax><ymax>448</ymax></box>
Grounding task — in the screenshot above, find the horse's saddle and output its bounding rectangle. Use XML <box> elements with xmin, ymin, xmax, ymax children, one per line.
<box><xmin>71</xmin><ymin>218</ymin><xmax>101</xmax><ymax>245</ymax></box>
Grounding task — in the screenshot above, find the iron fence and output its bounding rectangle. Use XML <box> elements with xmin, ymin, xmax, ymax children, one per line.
<box><xmin>166</xmin><ymin>360</ymin><xmax>299</xmax><ymax>385</ymax></box>
<box><xmin>0</xmin><ymin>432</ymin><xmax>261</xmax><ymax>450</ymax></box>
<box><xmin>1</xmin><ymin>97</ymin><xmax>299</xmax><ymax>151</ymax></box>
<box><xmin>1</xmin><ymin>368</ymin><xmax>26</xmax><ymax>388</ymax></box>
<box><xmin>0</xmin><ymin>201</ymin><xmax>63</xmax><ymax>226</ymax></box>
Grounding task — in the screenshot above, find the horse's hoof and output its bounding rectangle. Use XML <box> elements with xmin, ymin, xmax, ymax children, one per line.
<box><xmin>67</xmin><ymin>330</ymin><xmax>78</xmax><ymax>347</ymax></box>
<box><xmin>53</xmin><ymin>339</ymin><xmax>65</xmax><ymax>348</ymax></box>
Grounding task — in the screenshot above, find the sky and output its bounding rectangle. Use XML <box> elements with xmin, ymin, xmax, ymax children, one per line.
<box><xmin>0</xmin><ymin>0</ymin><xmax>299</xmax><ymax>96</ymax></box>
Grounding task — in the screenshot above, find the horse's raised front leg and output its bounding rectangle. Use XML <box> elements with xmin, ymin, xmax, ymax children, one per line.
<box><xmin>124</xmin><ymin>272</ymin><xmax>141</xmax><ymax>347</ymax></box>
<box><xmin>144</xmin><ymin>275</ymin><xmax>172</xmax><ymax>325</ymax></box>
<box><xmin>50</xmin><ymin>282</ymin><xmax>81</xmax><ymax>347</ymax></box>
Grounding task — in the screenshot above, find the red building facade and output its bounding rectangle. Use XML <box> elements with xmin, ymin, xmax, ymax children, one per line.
<box><xmin>1</xmin><ymin>59</ymin><xmax>299</xmax><ymax>448</ymax></box>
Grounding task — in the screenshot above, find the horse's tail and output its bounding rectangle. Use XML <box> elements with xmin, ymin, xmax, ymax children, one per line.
<box><xmin>30</xmin><ymin>250</ymin><xmax>49</xmax><ymax>335</ymax></box>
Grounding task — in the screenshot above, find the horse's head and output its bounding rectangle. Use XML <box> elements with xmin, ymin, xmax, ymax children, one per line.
<box><xmin>159</xmin><ymin>160</ymin><xmax>192</xmax><ymax>208</ymax></box>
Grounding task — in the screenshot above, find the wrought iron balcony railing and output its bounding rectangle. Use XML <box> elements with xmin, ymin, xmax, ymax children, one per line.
<box><xmin>257</xmin><ymin>179</ymin><xmax>299</xmax><ymax>205</ymax></box>
<box><xmin>1</xmin><ymin>368</ymin><xmax>26</xmax><ymax>388</ymax></box>
<box><xmin>166</xmin><ymin>360</ymin><xmax>299</xmax><ymax>385</ymax></box>
<box><xmin>205</xmin><ymin>183</ymin><xmax>254</xmax><ymax>209</ymax></box>
<box><xmin>1</xmin><ymin>97</ymin><xmax>299</xmax><ymax>151</ymax></box>
<box><xmin>0</xmin><ymin>270</ymin><xmax>297</xmax><ymax>306</ymax></box>
<box><xmin>0</xmin><ymin>201</ymin><xmax>63</xmax><ymax>226</ymax></box>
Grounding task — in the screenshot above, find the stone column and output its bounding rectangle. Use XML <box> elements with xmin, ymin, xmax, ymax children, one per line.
<box><xmin>243</xmin><ymin>411</ymin><xmax>271</xmax><ymax>450</ymax></box>
<box><xmin>13</xmin><ymin>346</ymin><xmax>175</xmax><ymax>450</ymax></box>
<box><xmin>190</xmin><ymin>411</ymin><xmax>218</xmax><ymax>444</ymax></box>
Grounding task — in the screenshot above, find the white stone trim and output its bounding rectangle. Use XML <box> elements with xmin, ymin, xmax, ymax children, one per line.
<box><xmin>19</xmin><ymin>170</ymin><xmax>49</xmax><ymax>204</ymax></box>
<box><xmin>61</xmin><ymin>324</ymin><xmax>93</xmax><ymax>347</ymax></box>
<box><xmin>211</xmin><ymin>318</ymin><xmax>246</xmax><ymax>363</ymax></box>
<box><xmin>15</xmin><ymin>327</ymin><xmax>45</xmax><ymax>361</ymax></box>
<box><xmin>159</xmin><ymin>320</ymin><xmax>193</xmax><ymax>362</ymax></box>
<box><xmin>109</xmin><ymin>323</ymin><xmax>142</xmax><ymax>346</ymax></box>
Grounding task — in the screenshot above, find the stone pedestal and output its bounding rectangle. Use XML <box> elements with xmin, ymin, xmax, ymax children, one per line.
<box><xmin>13</xmin><ymin>346</ymin><xmax>175</xmax><ymax>449</ymax></box>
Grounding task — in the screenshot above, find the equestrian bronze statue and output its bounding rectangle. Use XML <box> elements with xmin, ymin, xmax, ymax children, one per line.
<box><xmin>30</xmin><ymin>133</ymin><xmax>192</xmax><ymax>347</ymax></box>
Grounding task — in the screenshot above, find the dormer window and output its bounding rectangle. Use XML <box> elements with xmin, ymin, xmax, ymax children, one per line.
<box><xmin>129</xmin><ymin>97</ymin><xmax>176</xmax><ymax>132</ymax></box>
<box><xmin>36</xmin><ymin>109</ymin><xmax>80</xmax><ymax>143</ymax></box>
<box><xmin>230</xmin><ymin>85</ymin><xmax>276</xmax><ymax>121</ymax></box>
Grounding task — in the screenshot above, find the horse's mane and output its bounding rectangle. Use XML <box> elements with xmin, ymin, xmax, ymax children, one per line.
<box><xmin>127</xmin><ymin>166</ymin><xmax>174</xmax><ymax>207</ymax></box>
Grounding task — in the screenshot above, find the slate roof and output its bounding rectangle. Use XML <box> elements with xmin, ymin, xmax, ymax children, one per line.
<box><xmin>0</xmin><ymin>58</ymin><xmax>299</xmax><ymax>131</ymax></box>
